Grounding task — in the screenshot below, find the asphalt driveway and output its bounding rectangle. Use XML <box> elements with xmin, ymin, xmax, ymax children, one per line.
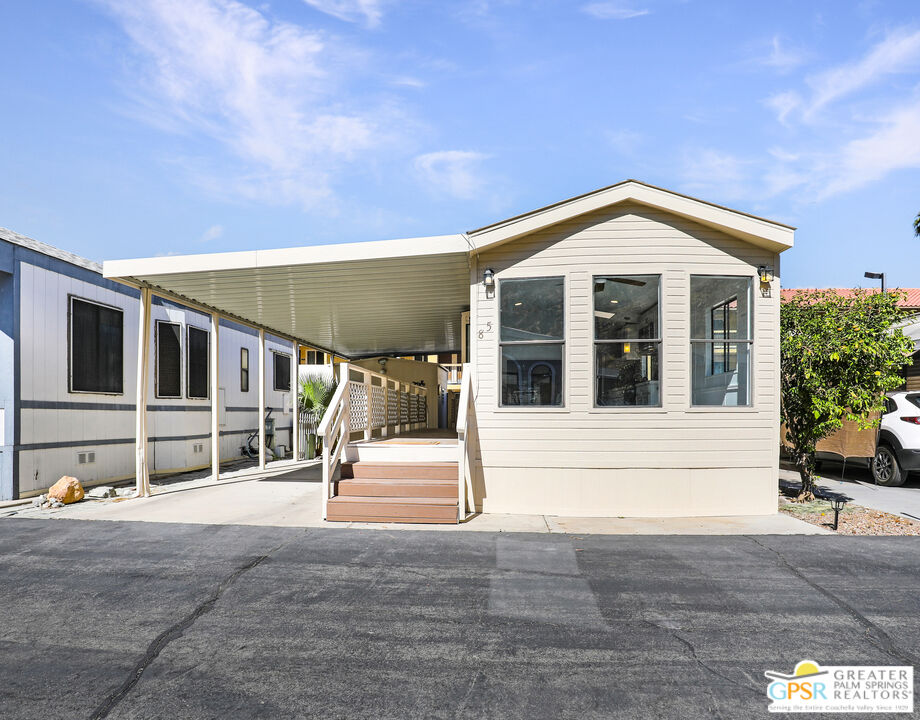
<box><xmin>1</xmin><ymin>519</ymin><xmax>917</xmax><ymax>719</ymax></box>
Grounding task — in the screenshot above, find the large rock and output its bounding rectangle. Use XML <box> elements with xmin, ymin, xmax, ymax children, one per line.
<box><xmin>47</xmin><ymin>476</ymin><xmax>84</xmax><ymax>504</ymax></box>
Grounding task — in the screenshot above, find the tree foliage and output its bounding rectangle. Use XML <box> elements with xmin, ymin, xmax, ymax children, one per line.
<box><xmin>780</xmin><ymin>289</ymin><xmax>913</xmax><ymax>500</ymax></box>
<box><xmin>914</xmin><ymin>211</ymin><xmax>920</xmax><ymax>237</ymax></box>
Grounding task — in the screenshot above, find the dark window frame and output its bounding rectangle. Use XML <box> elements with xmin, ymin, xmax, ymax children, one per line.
<box><xmin>689</xmin><ymin>274</ymin><xmax>754</xmax><ymax>408</ymax></box>
<box><xmin>241</xmin><ymin>347</ymin><xmax>250</xmax><ymax>393</ymax></box>
<box><xmin>273</xmin><ymin>350</ymin><xmax>292</xmax><ymax>392</ymax></box>
<box><xmin>592</xmin><ymin>274</ymin><xmax>662</xmax><ymax>408</ymax></box>
<box><xmin>498</xmin><ymin>275</ymin><xmax>566</xmax><ymax>408</ymax></box>
<box><xmin>155</xmin><ymin>320</ymin><xmax>182</xmax><ymax>399</ymax></box>
<box><xmin>186</xmin><ymin>325</ymin><xmax>210</xmax><ymax>400</ymax></box>
<box><xmin>68</xmin><ymin>295</ymin><xmax>125</xmax><ymax>395</ymax></box>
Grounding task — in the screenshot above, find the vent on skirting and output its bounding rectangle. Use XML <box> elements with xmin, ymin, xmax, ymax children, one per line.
<box><xmin>77</xmin><ymin>451</ymin><xmax>96</xmax><ymax>465</ymax></box>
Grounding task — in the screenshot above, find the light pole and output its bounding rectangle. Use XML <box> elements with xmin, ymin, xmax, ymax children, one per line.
<box><xmin>864</xmin><ymin>271</ymin><xmax>886</xmax><ymax>294</ymax></box>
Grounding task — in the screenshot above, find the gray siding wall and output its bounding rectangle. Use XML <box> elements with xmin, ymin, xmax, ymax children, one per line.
<box><xmin>470</xmin><ymin>203</ymin><xmax>781</xmax><ymax>516</ymax></box>
<box><xmin>11</xmin><ymin>258</ymin><xmax>295</xmax><ymax>498</ymax></box>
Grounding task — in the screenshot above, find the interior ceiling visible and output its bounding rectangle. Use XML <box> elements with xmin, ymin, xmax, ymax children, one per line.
<box><xmin>132</xmin><ymin>252</ymin><xmax>471</xmax><ymax>357</ymax></box>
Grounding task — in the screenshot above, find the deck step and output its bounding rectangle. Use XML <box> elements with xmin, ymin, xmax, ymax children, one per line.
<box><xmin>327</xmin><ymin>495</ymin><xmax>458</xmax><ymax>524</ymax></box>
<box><xmin>335</xmin><ymin>477</ymin><xmax>456</xmax><ymax>498</ymax></box>
<box><xmin>340</xmin><ymin>462</ymin><xmax>457</xmax><ymax>481</ymax></box>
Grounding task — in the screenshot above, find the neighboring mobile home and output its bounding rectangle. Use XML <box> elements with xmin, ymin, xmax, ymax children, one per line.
<box><xmin>0</xmin><ymin>228</ymin><xmax>296</xmax><ymax>500</ymax></box>
<box><xmin>104</xmin><ymin>180</ymin><xmax>794</xmax><ymax>519</ymax></box>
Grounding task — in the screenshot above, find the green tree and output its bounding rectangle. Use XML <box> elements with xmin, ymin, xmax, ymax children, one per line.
<box><xmin>298</xmin><ymin>372</ymin><xmax>338</xmax><ymax>458</ymax></box>
<box><xmin>914</xmin><ymin>211</ymin><xmax>919</xmax><ymax>237</ymax></box>
<box><xmin>781</xmin><ymin>289</ymin><xmax>912</xmax><ymax>500</ymax></box>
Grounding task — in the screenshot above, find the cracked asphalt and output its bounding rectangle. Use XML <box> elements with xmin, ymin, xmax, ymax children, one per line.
<box><xmin>1</xmin><ymin>519</ymin><xmax>918</xmax><ymax>719</ymax></box>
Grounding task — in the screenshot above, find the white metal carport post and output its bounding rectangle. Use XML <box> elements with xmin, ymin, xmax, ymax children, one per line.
<box><xmin>133</xmin><ymin>287</ymin><xmax>152</xmax><ymax>498</ymax></box>
<box><xmin>210</xmin><ymin>312</ymin><xmax>220</xmax><ymax>481</ymax></box>
<box><xmin>291</xmin><ymin>341</ymin><xmax>299</xmax><ymax>461</ymax></box>
<box><xmin>258</xmin><ymin>328</ymin><xmax>266</xmax><ymax>469</ymax></box>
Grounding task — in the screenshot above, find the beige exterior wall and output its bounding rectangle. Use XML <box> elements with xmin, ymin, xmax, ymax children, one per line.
<box><xmin>469</xmin><ymin>202</ymin><xmax>781</xmax><ymax>517</ymax></box>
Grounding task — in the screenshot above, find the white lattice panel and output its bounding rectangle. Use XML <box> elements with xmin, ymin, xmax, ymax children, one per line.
<box><xmin>409</xmin><ymin>393</ymin><xmax>419</xmax><ymax>423</ymax></box>
<box><xmin>399</xmin><ymin>391</ymin><xmax>409</xmax><ymax>423</ymax></box>
<box><xmin>348</xmin><ymin>381</ymin><xmax>368</xmax><ymax>431</ymax></box>
<box><xmin>387</xmin><ymin>388</ymin><xmax>399</xmax><ymax>425</ymax></box>
<box><xmin>370</xmin><ymin>385</ymin><xmax>386</xmax><ymax>429</ymax></box>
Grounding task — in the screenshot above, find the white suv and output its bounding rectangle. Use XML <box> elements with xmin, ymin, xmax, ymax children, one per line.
<box><xmin>872</xmin><ymin>391</ymin><xmax>920</xmax><ymax>486</ymax></box>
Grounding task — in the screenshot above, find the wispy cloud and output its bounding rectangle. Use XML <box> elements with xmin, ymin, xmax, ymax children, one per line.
<box><xmin>805</xmin><ymin>27</ymin><xmax>920</xmax><ymax>119</ymax></box>
<box><xmin>199</xmin><ymin>224</ymin><xmax>224</xmax><ymax>242</ymax></box>
<box><xmin>759</xmin><ymin>35</ymin><xmax>807</xmax><ymax>73</ymax></box>
<box><xmin>413</xmin><ymin>150</ymin><xmax>490</xmax><ymax>199</ymax></box>
<box><xmin>96</xmin><ymin>0</ymin><xmax>391</xmax><ymax>209</ymax></box>
<box><xmin>581</xmin><ymin>2</ymin><xmax>649</xmax><ymax>20</ymax></box>
<box><xmin>680</xmin><ymin>148</ymin><xmax>752</xmax><ymax>202</ymax></box>
<box><xmin>301</xmin><ymin>0</ymin><xmax>387</xmax><ymax>27</ymax></box>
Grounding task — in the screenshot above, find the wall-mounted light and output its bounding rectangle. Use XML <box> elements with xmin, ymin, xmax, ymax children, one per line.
<box><xmin>483</xmin><ymin>268</ymin><xmax>495</xmax><ymax>289</ymax></box>
<box><xmin>378</xmin><ymin>357</ymin><xmax>388</xmax><ymax>374</ymax></box>
<box><xmin>758</xmin><ymin>265</ymin><xmax>774</xmax><ymax>284</ymax></box>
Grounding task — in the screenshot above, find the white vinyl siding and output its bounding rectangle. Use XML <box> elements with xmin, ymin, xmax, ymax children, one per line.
<box><xmin>470</xmin><ymin>202</ymin><xmax>780</xmax><ymax>516</ymax></box>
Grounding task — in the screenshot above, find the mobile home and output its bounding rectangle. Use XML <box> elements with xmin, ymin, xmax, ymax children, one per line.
<box><xmin>104</xmin><ymin>180</ymin><xmax>793</xmax><ymax>520</ymax></box>
<box><xmin>0</xmin><ymin>228</ymin><xmax>296</xmax><ymax>500</ymax></box>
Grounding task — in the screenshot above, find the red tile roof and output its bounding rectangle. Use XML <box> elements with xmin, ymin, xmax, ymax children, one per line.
<box><xmin>781</xmin><ymin>288</ymin><xmax>920</xmax><ymax>309</ymax></box>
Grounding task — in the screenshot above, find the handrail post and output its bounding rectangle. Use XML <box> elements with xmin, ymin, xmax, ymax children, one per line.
<box><xmin>456</xmin><ymin>363</ymin><xmax>472</xmax><ymax>523</ymax></box>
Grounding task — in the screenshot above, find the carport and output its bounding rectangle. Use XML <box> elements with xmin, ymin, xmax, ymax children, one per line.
<box><xmin>103</xmin><ymin>234</ymin><xmax>472</xmax><ymax>497</ymax></box>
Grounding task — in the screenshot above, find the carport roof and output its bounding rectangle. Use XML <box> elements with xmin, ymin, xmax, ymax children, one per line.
<box><xmin>103</xmin><ymin>234</ymin><xmax>472</xmax><ymax>358</ymax></box>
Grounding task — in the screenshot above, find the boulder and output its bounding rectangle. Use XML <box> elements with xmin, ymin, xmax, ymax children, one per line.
<box><xmin>47</xmin><ymin>476</ymin><xmax>85</xmax><ymax>504</ymax></box>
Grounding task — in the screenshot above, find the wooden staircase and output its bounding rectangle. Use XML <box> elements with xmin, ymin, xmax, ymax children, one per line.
<box><xmin>326</xmin><ymin>443</ymin><xmax>459</xmax><ymax>524</ymax></box>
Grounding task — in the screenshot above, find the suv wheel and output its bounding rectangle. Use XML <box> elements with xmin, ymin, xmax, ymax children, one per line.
<box><xmin>873</xmin><ymin>445</ymin><xmax>906</xmax><ymax>487</ymax></box>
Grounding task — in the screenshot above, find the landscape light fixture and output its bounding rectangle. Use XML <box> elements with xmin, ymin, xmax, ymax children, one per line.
<box><xmin>864</xmin><ymin>271</ymin><xmax>886</xmax><ymax>293</ymax></box>
<box><xmin>830</xmin><ymin>497</ymin><xmax>846</xmax><ymax>531</ymax></box>
<box><xmin>483</xmin><ymin>268</ymin><xmax>495</xmax><ymax>289</ymax></box>
<box><xmin>758</xmin><ymin>265</ymin><xmax>774</xmax><ymax>284</ymax></box>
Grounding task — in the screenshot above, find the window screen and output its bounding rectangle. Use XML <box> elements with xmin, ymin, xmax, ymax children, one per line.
<box><xmin>187</xmin><ymin>326</ymin><xmax>209</xmax><ymax>399</ymax></box>
<box><xmin>273</xmin><ymin>351</ymin><xmax>291</xmax><ymax>391</ymax></box>
<box><xmin>70</xmin><ymin>297</ymin><xmax>124</xmax><ymax>394</ymax></box>
<box><xmin>156</xmin><ymin>321</ymin><xmax>181</xmax><ymax>398</ymax></box>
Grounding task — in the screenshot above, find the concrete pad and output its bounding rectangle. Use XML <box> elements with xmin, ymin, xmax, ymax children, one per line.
<box><xmin>8</xmin><ymin>461</ymin><xmax>826</xmax><ymax>534</ymax></box>
<box><xmin>546</xmin><ymin>512</ymin><xmax>831</xmax><ymax>535</ymax></box>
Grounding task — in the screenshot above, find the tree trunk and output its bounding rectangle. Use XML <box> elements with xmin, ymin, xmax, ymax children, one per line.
<box><xmin>796</xmin><ymin>462</ymin><xmax>816</xmax><ymax>502</ymax></box>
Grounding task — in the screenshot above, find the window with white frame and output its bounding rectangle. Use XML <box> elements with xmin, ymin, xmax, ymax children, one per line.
<box><xmin>593</xmin><ymin>275</ymin><xmax>661</xmax><ymax>407</ymax></box>
<box><xmin>499</xmin><ymin>276</ymin><xmax>564</xmax><ymax>406</ymax></box>
<box><xmin>155</xmin><ymin>320</ymin><xmax>181</xmax><ymax>398</ymax></box>
<box><xmin>690</xmin><ymin>276</ymin><xmax>752</xmax><ymax>406</ymax></box>
<box><xmin>69</xmin><ymin>296</ymin><xmax>124</xmax><ymax>394</ymax></box>
<box><xmin>187</xmin><ymin>325</ymin><xmax>209</xmax><ymax>399</ymax></box>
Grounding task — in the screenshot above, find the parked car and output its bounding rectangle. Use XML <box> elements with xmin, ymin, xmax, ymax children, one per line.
<box><xmin>872</xmin><ymin>392</ymin><xmax>920</xmax><ymax>486</ymax></box>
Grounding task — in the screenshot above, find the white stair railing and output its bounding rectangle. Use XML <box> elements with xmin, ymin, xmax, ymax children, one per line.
<box><xmin>456</xmin><ymin>363</ymin><xmax>474</xmax><ymax>522</ymax></box>
<box><xmin>319</xmin><ymin>362</ymin><xmax>430</xmax><ymax>519</ymax></box>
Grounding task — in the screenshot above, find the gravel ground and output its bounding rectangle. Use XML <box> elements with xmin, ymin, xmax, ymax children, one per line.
<box><xmin>779</xmin><ymin>495</ymin><xmax>920</xmax><ymax>535</ymax></box>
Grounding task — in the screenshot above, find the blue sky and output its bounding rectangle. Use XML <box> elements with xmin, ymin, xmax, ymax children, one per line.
<box><xmin>1</xmin><ymin>0</ymin><xmax>918</xmax><ymax>288</ymax></box>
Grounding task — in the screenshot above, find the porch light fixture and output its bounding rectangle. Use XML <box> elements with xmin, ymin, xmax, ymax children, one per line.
<box><xmin>483</xmin><ymin>268</ymin><xmax>495</xmax><ymax>289</ymax></box>
<box><xmin>378</xmin><ymin>357</ymin><xmax>388</xmax><ymax>374</ymax></box>
<box><xmin>758</xmin><ymin>265</ymin><xmax>774</xmax><ymax>284</ymax></box>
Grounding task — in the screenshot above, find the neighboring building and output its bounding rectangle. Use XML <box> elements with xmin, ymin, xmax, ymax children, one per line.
<box><xmin>780</xmin><ymin>287</ymin><xmax>920</xmax><ymax>312</ymax></box>
<box><xmin>0</xmin><ymin>228</ymin><xmax>295</xmax><ymax>500</ymax></box>
<box><xmin>105</xmin><ymin>180</ymin><xmax>794</xmax><ymax>518</ymax></box>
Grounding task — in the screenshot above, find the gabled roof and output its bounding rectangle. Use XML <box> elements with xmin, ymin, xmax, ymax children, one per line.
<box><xmin>781</xmin><ymin>288</ymin><xmax>920</xmax><ymax>309</ymax></box>
<box><xmin>467</xmin><ymin>179</ymin><xmax>795</xmax><ymax>254</ymax></box>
